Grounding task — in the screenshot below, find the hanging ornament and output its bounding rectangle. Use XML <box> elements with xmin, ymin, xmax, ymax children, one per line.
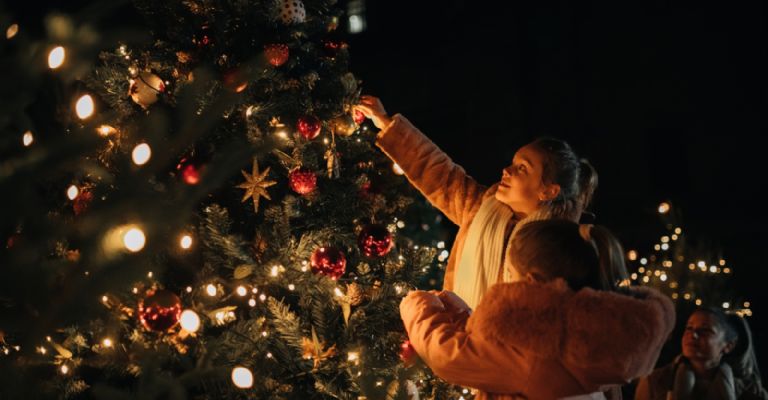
<box><xmin>322</xmin><ymin>40</ymin><xmax>347</xmax><ymax>58</ymax></box>
<box><xmin>237</xmin><ymin>159</ymin><xmax>277</xmax><ymax>213</ymax></box>
<box><xmin>279</xmin><ymin>0</ymin><xmax>306</xmax><ymax>24</ymax></box>
<box><xmin>359</xmin><ymin>174</ymin><xmax>382</xmax><ymax>198</ymax></box>
<box><xmin>72</xmin><ymin>188</ymin><xmax>94</xmax><ymax>216</ymax></box>
<box><xmin>138</xmin><ymin>289</ymin><xmax>182</xmax><ymax>332</ymax></box>
<box><xmin>289</xmin><ymin>168</ymin><xmax>317</xmax><ymax>195</ymax></box>
<box><xmin>310</xmin><ymin>246</ymin><xmax>347</xmax><ymax>280</ymax></box>
<box><xmin>264</xmin><ymin>44</ymin><xmax>289</xmax><ymax>67</ymax></box>
<box><xmin>330</xmin><ymin>114</ymin><xmax>357</xmax><ymax>137</ymax></box>
<box><xmin>324</xmin><ymin>133</ymin><xmax>340</xmax><ymax>179</ymax></box>
<box><xmin>399</xmin><ymin>339</ymin><xmax>418</xmax><ymax>367</ymax></box>
<box><xmin>297</xmin><ymin>115</ymin><xmax>322</xmax><ymax>140</ymax></box>
<box><xmin>353</xmin><ymin>109</ymin><xmax>366</xmax><ymax>125</ymax></box>
<box><xmin>129</xmin><ymin>72</ymin><xmax>166</xmax><ymax>108</ymax></box>
<box><xmin>358</xmin><ymin>224</ymin><xmax>393</xmax><ymax>258</ymax></box>
<box><xmin>192</xmin><ymin>25</ymin><xmax>213</xmax><ymax>48</ymax></box>
<box><xmin>176</xmin><ymin>156</ymin><xmax>205</xmax><ymax>185</ymax></box>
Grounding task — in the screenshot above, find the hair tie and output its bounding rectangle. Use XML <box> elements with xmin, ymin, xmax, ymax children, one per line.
<box><xmin>578</xmin><ymin>224</ymin><xmax>593</xmax><ymax>242</ymax></box>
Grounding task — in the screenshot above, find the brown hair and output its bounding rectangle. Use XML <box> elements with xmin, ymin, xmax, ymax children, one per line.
<box><xmin>507</xmin><ymin>219</ymin><xmax>628</xmax><ymax>292</ymax></box>
<box><xmin>528</xmin><ymin>138</ymin><xmax>598</xmax><ymax>221</ymax></box>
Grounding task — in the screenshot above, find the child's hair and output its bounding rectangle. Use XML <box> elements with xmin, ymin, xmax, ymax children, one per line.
<box><xmin>693</xmin><ymin>307</ymin><xmax>763</xmax><ymax>389</ymax></box>
<box><xmin>529</xmin><ymin>138</ymin><xmax>599</xmax><ymax>222</ymax></box>
<box><xmin>507</xmin><ymin>219</ymin><xmax>628</xmax><ymax>291</ymax></box>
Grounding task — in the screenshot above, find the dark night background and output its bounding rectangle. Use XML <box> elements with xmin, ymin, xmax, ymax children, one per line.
<box><xmin>6</xmin><ymin>0</ymin><xmax>768</xmax><ymax>383</ymax></box>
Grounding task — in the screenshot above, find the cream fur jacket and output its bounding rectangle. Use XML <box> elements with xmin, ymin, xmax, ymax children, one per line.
<box><xmin>400</xmin><ymin>279</ymin><xmax>676</xmax><ymax>400</ymax></box>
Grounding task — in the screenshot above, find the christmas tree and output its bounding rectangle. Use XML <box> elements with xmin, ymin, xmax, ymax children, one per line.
<box><xmin>1</xmin><ymin>2</ymin><xmax>463</xmax><ymax>398</ymax></box>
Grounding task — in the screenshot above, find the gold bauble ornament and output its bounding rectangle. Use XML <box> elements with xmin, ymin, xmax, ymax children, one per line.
<box><xmin>330</xmin><ymin>114</ymin><xmax>357</xmax><ymax>137</ymax></box>
<box><xmin>129</xmin><ymin>72</ymin><xmax>165</xmax><ymax>108</ymax></box>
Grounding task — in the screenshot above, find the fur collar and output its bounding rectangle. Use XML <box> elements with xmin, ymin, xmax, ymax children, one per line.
<box><xmin>468</xmin><ymin>279</ymin><xmax>675</xmax><ymax>381</ymax></box>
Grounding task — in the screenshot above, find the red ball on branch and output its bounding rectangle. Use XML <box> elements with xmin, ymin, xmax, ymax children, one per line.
<box><xmin>399</xmin><ymin>339</ymin><xmax>418</xmax><ymax>367</ymax></box>
<box><xmin>353</xmin><ymin>109</ymin><xmax>366</xmax><ymax>125</ymax></box>
<box><xmin>176</xmin><ymin>157</ymin><xmax>205</xmax><ymax>185</ymax></box>
<box><xmin>264</xmin><ymin>44</ymin><xmax>289</xmax><ymax>67</ymax></box>
<box><xmin>138</xmin><ymin>289</ymin><xmax>182</xmax><ymax>332</ymax></box>
<box><xmin>289</xmin><ymin>168</ymin><xmax>317</xmax><ymax>195</ymax></box>
<box><xmin>310</xmin><ymin>246</ymin><xmax>347</xmax><ymax>280</ymax></box>
<box><xmin>358</xmin><ymin>224</ymin><xmax>393</xmax><ymax>258</ymax></box>
<box><xmin>297</xmin><ymin>115</ymin><xmax>322</xmax><ymax>140</ymax></box>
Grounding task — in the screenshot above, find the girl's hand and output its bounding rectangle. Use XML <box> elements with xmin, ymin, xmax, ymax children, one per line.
<box><xmin>355</xmin><ymin>95</ymin><xmax>392</xmax><ymax>129</ymax></box>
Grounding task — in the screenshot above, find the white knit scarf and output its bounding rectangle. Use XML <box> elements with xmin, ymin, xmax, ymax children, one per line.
<box><xmin>453</xmin><ymin>197</ymin><xmax>515</xmax><ymax>309</ymax></box>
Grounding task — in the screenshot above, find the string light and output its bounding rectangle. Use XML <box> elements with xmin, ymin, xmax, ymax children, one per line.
<box><xmin>205</xmin><ymin>284</ymin><xmax>217</xmax><ymax>297</ymax></box>
<box><xmin>259</xmin><ymin>294</ymin><xmax>266</xmax><ymax>301</ymax></box>
<box><xmin>640</xmin><ymin>258</ymin><xmax>647</xmax><ymax>265</ymax></box>
<box><xmin>630</xmin><ymin>273</ymin><xmax>638</xmax><ymax>280</ymax></box>
<box><xmin>248</xmin><ymin>298</ymin><xmax>256</xmax><ymax>307</ymax></box>
<box><xmin>437</xmin><ymin>241</ymin><xmax>445</xmax><ymax>249</ymax></box>
<box><xmin>96</xmin><ymin>125</ymin><xmax>117</xmax><ymax>137</ymax></box>
<box><xmin>638</xmin><ymin>267</ymin><xmax>645</xmax><ymax>273</ymax></box>
<box><xmin>347</xmin><ymin>352</ymin><xmax>359</xmax><ymax>362</ymax></box>
<box><xmin>661</xmin><ymin>243</ymin><xmax>669</xmax><ymax>251</ymax></box>
<box><xmin>236</xmin><ymin>286</ymin><xmax>247</xmax><ymax>296</ymax></box>
<box><xmin>251</xmin><ymin>288</ymin><xmax>258</xmax><ymax>294</ymax></box>
<box><xmin>261</xmin><ymin>331</ymin><xmax>268</xmax><ymax>337</ymax></box>
<box><xmin>674</xmin><ymin>227</ymin><xmax>682</xmax><ymax>234</ymax></box>
<box><xmin>147</xmin><ymin>271</ymin><xmax>153</xmax><ymax>278</ymax></box>
<box><xmin>719</xmin><ymin>259</ymin><xmax>726</xmax><ymax>266</ymax></box>
<box><xmin>658</xmin><ymin>202</ymin><xmax>670</xmax><ymax>214</ymax></box>
<box><xmin>179</xmin><ymin>234</ymin><xmax>193</xmax><ymax>249</ymax></box>
<box><xmin>627</xmin><ymin>250</ymin><xmax>638</xmax><ymax>261</ymax></box>
<box><xmin>392</xmin><ymin>163</ymin><xmax>405</xmax><ymax>175</ymax></box>
<box><xmin>334</xmin><ymin>287</ymin><xmax>344</xmax><ymax>297</ymax></box>
<box><xmin>22</xmin><ymin>131</ymin><xmax>34</xmax><ymax>147</ymax></box>
<box><xmin>66</xmin><ymin>185</ymin><xmax>79</xmax><ymax>200</ymax></box>
<box><xmin>179</xmin><ymin>310</ymin><xmax>200</xmax><ymax>333</ymax></box>
<box><xmin>60</xmin><ymin>364</ymin><xmax>69</xmax><ymax>374</ymax></box>
<box><xmin>37</xmin><ymin>346</ymin><xmax>47</xmax><ymax>355</ymax></box>
<box><xmin>131</xmin><ymin>143</ymin><xmax>151</xmax><ymax>165</ymax></box>
<box><xmin>231</xmin><ymin>366</ymin><xmax>254</xmax><ymax>389</ymax></box>
<box><xmin>122</xmin><ymin>227</ymin><xmax>146</xmax><ymax>252</ymax></box>
<box><xmin>270</xmin><ymin>265</ymin><xmax>279</xmax><ymax>277</ymax></box>
<box><xmin>266</xmin><ymin>352</ymin><xmax>272</xmax><ymax>358</ymax></box>
<box><xmin>695</xmin><ymin>299</ymin><xmax>702</xmax><ymax>306</ymax></box>
<box><xmin>186</xmin><ymin>286</ymin><xmax>193</xmax><ymax>293</ymax></box>
<box><xmin>6</xmin><ymin>24</ymin><xmax>19</xmax><ymax>39</ymax></box>
<box><xmin>102</xmin><ymin>338</ymin><xmax>113</xmax><ymax>348</ymax></box>
<box><xmin>709</xmin><ymin>266</ymin><xmax>717</xmax><ymax>273</ymax></box>
<box><xmin>744</xmin><ymin>301</ymin><xmax>751</xmax><ymax>308</ymax></box>
<box><xmin>288</xmin><ymin>284</ymin><xmax>295</xmax><ymax>291</ymax></box>
<box><xmin>48</xmin><ymin>46</ymin><xmax>65</xmax><ymax>69</ymax></box>
<box><xmin>438</xmin><ymin>250</ymin><xmax>449</xmax><ymax>262</ymax></box>
<box><xmin>722</xmin><ymin>302</ymin><xmax>730</xmax><ymax>309</ymax></box>
<box><xmin>723</xmin><ymin>267</ymin><xmax>731</xmax><ymax>274</ymax></box>
<box><xmin>75</xmin><ymin>94</ymin><xmax>95</xmax><ymax>119</ymax></box>
<box><xmin>661</xmin><ymin>236</ymin><xmax>669</xmax><ymax>243</ymax></box>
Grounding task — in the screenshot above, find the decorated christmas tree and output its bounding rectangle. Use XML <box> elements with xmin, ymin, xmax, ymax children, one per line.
<box><xmin>1</xmin><ymin>2</ymin><xmax>463</xmax><ymax>398</ymax></box>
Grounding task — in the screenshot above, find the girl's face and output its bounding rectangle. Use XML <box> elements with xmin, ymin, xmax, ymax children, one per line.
<box><xmin>495</xmin><ymin>144</ymin><xmax>560</xmax><ymax>215</ymax></box>
<box><xmin>682</xmin><ymin>312</ymin><xmax>734</xmax><ymax>367</ymax></box>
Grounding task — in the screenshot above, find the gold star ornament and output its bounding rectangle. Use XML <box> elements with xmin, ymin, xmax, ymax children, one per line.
<box><xmin>237</xmin><ymin>159</ymin><xmax>277</xmax><ymax>213</ymax></box>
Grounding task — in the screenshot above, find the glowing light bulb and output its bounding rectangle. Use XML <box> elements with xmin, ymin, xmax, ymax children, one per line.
<box><xmin>288</xmin><ymin>284</ymin><xmax>295</xmax><ymax>291</ymax></box>
<box><xmin>180</xmin><ymin>310</ymin><xmax>201</xmax><ymax>333</ymax></box>
<box><xmin>132</xmin><ymin>143</ymin><xmax>151</xmax><ymax>165</ymax></box>
<box><xmin>658</xmin><ymin>202</ymin><xmax>670</xmax><ymax>214</ymax></box>
<box><xmin>270</xmin><ymin>265</ymin><xmax>279</xmax><ymax>277</ymax></box>
<box><xmin>66</xmin><ymin>185</ymin><xmax>79</xmax><ymax>200</ymax></box>
<box><xmin>22</xmin><ymin>131</ymin><xmax>34</xmax><ymax>146</ymax></box>
<box><xmin>60</xmin><ymin>364</ymin><xmax>69</xmax><ymax>374</ymax></box>
<box><xmin>231</xmin><ymin>366</ymin><xmax>254</xmax><ymax>389</ymax></box>
<box><xmin>347</xmin><ymin>352</ymin><xmax>359</xmax><ymax>361</ymax></box>
<box><xmin>723</xmin><ymin>302</ymin><xmax>730</xmax><ymax>309</ymax></box>
<box><xmin>206</xmin><ymin>284</ymin><xmax>217</xmax><ymax>296</ymax></box>
<box><xmin>75</xmin><ymin>94</ymin><xmax>95</xmax><ymax>119</ymax></box>
<box><xmin>392</xmin><ymin>163</ymin><xmax>405</xmax><ymax>175</ymax></box>
<box><xmin>102</xmin><ymin>295</ymin><xmax>108</xmax><ymax>303</ymax></box>
<box><xmin>102</xmin><ymin>338</ymin><xmax>113</xmax><ymax>348</ymax></box>
<box><xmin>248</xmin><ymin>298</ymin><xmax>256</xmax><ymax>307</ymax></box>
<box><xmin>236</xmin><ymin>286</ymin><xmax>247</xmax><ymax>296</ymax></box>
<box><xmin>48</xmin><ymin>46</ymin><xmax>65</xmax><ymax>69</ymax></box>
<box><xmin>122</xmin><ymin>227</ymin><xmax>146</xmax><ymax>252</ymax></box>
<box><xmin>6</xmin><ymin>24</ymin><xmax>19</xmax><ymax>39</ymax></box>
<box><xmin>180</xmin><ymin>234</ymin><xmax>193</xmax><ymax>249</ymax></box>
<box><xmin>334</xmin><ymin>287</ymin><xmax>344</xmax><ymax>297</ymax></box>
<box><xmin>96</xmin><ymin>125</ymin><xmax>117</xmax><ymax>136</ymax></box>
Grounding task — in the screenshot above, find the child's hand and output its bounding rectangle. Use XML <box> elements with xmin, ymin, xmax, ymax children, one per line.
<box><xmin>436</xmin><ymin>291</ymin><xmax>472</xmax><ymax>317</ymax></box>
<box><xmin>355</xmin><ymin>95</ymin><xmax>392</xmax><ymax>129</ymax></box>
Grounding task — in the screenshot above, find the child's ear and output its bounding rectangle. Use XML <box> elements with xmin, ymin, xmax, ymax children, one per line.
<box><xmin>723</xmin><ymin>341</ymin><xmax>736</xmax><ymax>355</ymax></box>
<box><xmin>538</xmin><ymin>183</ymin><xmax>561</xmax><ymax>201</ymax></box>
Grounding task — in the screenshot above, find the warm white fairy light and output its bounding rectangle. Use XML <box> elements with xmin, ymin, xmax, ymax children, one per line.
<box><xmin>722</xmin><ymin>302</ymin><xmax>730</xmax><ymax>309</ymax></box>
<box><xmin>248</xmin><ymin>298</ymin><xmax>256</xmax><ymax>307</ymax></box>
<box><xmin>251</xmin><ymin>287</ymin><xmax>258</xmax><ymax>294</ymax></box>
<box><xmin>654</xmin><ymin>270</ymin><xmax>661</xmax><ymax>277</ymax></box>
<box><xmin>654</xmin><ymin>244</ymin><xmax>660</xmax><ymax>251</ymax></box>
<box><xmin>48</xmin><ymin>46</ymin><xmax>65</xmax><ymax>69</ymax></box>
<box><xmin>215</xmin><ymin>311</ymin><xmax>226</xmax><ymax>324</ymax></box>
<box><xmin>323</xmin><ymin>137</ymin><xmax>329</xmax><ymax>145</ymax></box>
<box><xmin>688</xmin><ymin>263</ymin><xmax>695</xmax><ymax>270</ymax></box>
<box><xmin>675</xmin><ymin>227</ymin><xmax>682</xmax><ymax>234</ymax></box>
<box><xmin>37</xmin><ymin>346</ymin><xmax>47</xmax><ymax>355</ymax></box>
<box><xmin>147</xmin><ymin>271</ymin><xmax>153</xmax><ymax>278</ymax></box>
<box><xmin>122</xmin><ymin>227</ymin><xmax>146</xmax><ymax>252</ymax></box>
<box><xmin>266</xmin><ymin>352</ymin><xmax>273</xmax><ymax>358</ymax></box>
<box><xmin>236</xmin><ymin>286</ymin><xmax>247</xmax><ymax>296</ymax></box>
<box><xmin>438</xmin><ymin>250</ymin><xmax>449</xmax><ymax>262</ymax></box>
<box><xmin>46</xmin><ymin>336</ymin><xmax>52</xmax><ymax>342</ymax></box>
<box><xmin>719</xmin><ymin>259</ymin><xmax>726</xmax><ymax>266</ymax></box>
<box><xmin>102</xmin><ymin>338</ymin><xmax>113</xmax><ymax>348</ymax></box>
<box><xmin>131</xmin><ymin>143</ymin><xmax>151</xmax><ymax>165</ymax></box>
<box><xmin>66</xmin><ymin>185</ymin><xmax>79</xmax><ymax>200</ymax></box>
<box><xmin>640</xmin><ymin>258</ymin><xmax>647</xmax><ymax>265</ymax></box>
<box><xmin>6</xmin><ymin>24</ymin><xmax>19</xmax><ymax>39</ymax></box>
<box><xmin>697</xmin><ymin>261</ymin><xmax>706</xmax><ymax>268</ymax></box>
<box><xmin>132</xmin><ymin>287</ymin><xmax>139</xmax><ymax>294</ymax></box>
<box><xmin>671</xmin><ymin>234</ymin><xmax>678</xmax><ymax>241</ymax></box>
<box><xmin>75</xmin><ymin>94</ymin><xmax>95</xmax><ymax>119</ymax></box>
<box><xmin>392</xmin><ymin>163</ymin><xmax>405</xmax><ymax>175</ymax></box>
<box><xmin>96</xmin><ymin>125</ymin><xmax>117</xmax><ymax>136</ymax></box>
<box><xmin>627</xmin><ymin>250</ymin><xmax>638</xmax><ymax>261</ymax></box>
<box><xmin>695</xmin><ymin>299</ymin><xmax>702</xmax><ymax>306</ymax></box>
<box><xmin>660</xmin><ymin>274</ymin><xmax>668</xmax><ymax>282</ymax></box>
<box><xmin>630</xmin><ymin>273</ymin><xmax>638</xmax><ymax>280</ymax></box>
<box><xmin>709</xmin><ymin>266</ymin><xmax>717</xmax><ymax>273</ymax></box>
<box><xmin>205</xmin><ymin>284</ymin><xmax>217</xmax><ymax>296</ymax></box>
<box><xmin>670</xmin><ymin>281</ymin><xmax>678</xmax><ymax>288</ymax></box>
<box><xmin>22</xmin><ymin>130</ymin><xmax>34</xmax><ymax>146</ymax></box>
<box><xmin>270</xmin><ymin>265</ymin><xmax>279</xmax><ymax>277</ymax></box>
<box><xmin>261</xmin><ymin>331</ymin><xmax>268</xmax><ymax>337</ymax></box>
<box><xmin>375</xmin><ymin>381</ymin><xmax>383</xmax><ymax>387</ymax></box>
<box><xmin>60</xmin><ymin>364</ymin><xmax>69</xmax><ymax>374</ymax></box>
<box><xmin>437</xmin><ymin>241</ymin><xmax>445</xmax><ymax>249</ymax></box>
<box><xmin>259</xmin><ymin>294</ymin><xmax>267</xmax><ymax>301</ymax></box>
<box><xmin>642</xmin><ymin>276</ymin><xmax>650</xmax><ymax>283</ymax></box>
<box><xmin>180</xmin><ymin>234</ymin><xmax>193</xmax><ymax>249</ymax></box>
<box><xmin>395</xmin><ymin>285</ymin><xmax>403</xmax><ymax>294</ymax></box>
<box><xmin>638</xmin><ymin>267</ymin><xmax>645</xmax><ymax>273</ymax></box>
<box><xmin>723</xmin><ymin>267</ymin><xmax>731</xmax><ymax>274</ymax></box>
<box><xmin>661</xmin><ymin>243</ymin><xmax>669</xmax><ymax>251</ymax></box>
<box><xmin>672</xmin><ymin>293</ymin><xmax>679</xmax><ymax>299</ymax></box>
<box><xmin>334</xmin><ymin>287</ymin><xmax>344</xmax><ymax>297</ymax></box>
<box><xmin>231</xmin><ymin>366</ymin><xmax>254</xmax><ymax>389</ymax></box>
<box><xmin>658</xmin><ymin>202</ymin><xmax>670</xmax><ymax>214</ymax></box>
<box><xmin>180</xmin><ymin>310</ymin><xmax>201</xmax><ymax>333</ymax></box>
<box><xmin>745</xmin><ymin>301</ymin><xmax>751</xmax><ymax>308</ymax></box>
<box><xmin>186</xmin><ymin>286</ymin><xmax>193</xmax><ymax>293</ymax></box>
<box><xmin>288</xmin><ymin>284</ymin><xmax>295</xmax><ymax>291</ymax></box>
<box><xmin>347</xmin><ymin>352</ymin><xmax>359</xmax><ymax>362</ymax></box>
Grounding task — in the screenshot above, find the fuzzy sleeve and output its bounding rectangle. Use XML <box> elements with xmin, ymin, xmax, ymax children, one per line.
<box><xmin>376</xmin><ymin>114</ymin><xmax>488</xmax><ymax>226</ymax></box>
<box><xmin>400</xmin><ymin>291</ymin><xmax>529</xmax><ymax>394</ymax></box>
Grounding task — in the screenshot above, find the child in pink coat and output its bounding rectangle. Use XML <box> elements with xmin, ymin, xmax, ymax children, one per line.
<box><xmin>400</xmin><ymin>220</ymin><xmax>676</xmax><ymax>400</ymax></box>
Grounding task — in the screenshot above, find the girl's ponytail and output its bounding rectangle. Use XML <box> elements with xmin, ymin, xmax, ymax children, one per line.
<box><xmin>583</xmin><ymin>225</ymin><xmax>629</xmax><ymax>291</ymax></box>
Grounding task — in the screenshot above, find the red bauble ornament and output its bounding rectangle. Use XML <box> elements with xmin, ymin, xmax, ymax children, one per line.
<box><xmin>358</xmin><ymin>224</ymin><xmax>393</xmax><ymax>258</ymax></box>
<box><xmin>322</xmin><ymin>40</ymin><xmax>347</xmax><ymax>57</ymax></box>
<box><xmin>353</xmin><ymin>109</ymin><xmax>366</xmax><ymax>125</ymax></box>
<box><xmin>310</xmin><ymin>246</ymin><xmax>347</xmax><ymax>280</ymax></box>
<box><xmin>297</xmin><ymin>116</ymin><xmax>322</xmax><ymax>140</ymax></box>
<box><xmin>289</xmin><ymin>168</ymin><xmax>317</xmax><ymax>195</ymax></box>
<box><xmin>138</xmin><ymin>289</ymin><xmax>182</xmax><ymax>332</ymax></box>
<box><xmin>176</xmin><ymin>157</ymin><xmax>204</xmax><ymax>185</ymax></box>
<box><xmin>399</xmin><ymin>339</ymin><xmax>418</xmax><ymax>367</ymax></box>
<box><xmin>264</xmin><ymin>44</ymin><xmax>289</xmax><ymax>67</ymax></box>
<box><xmin>73</xmin><ymin>190</ymin><xmax>93</xmax><ymax>216</ymax></box>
